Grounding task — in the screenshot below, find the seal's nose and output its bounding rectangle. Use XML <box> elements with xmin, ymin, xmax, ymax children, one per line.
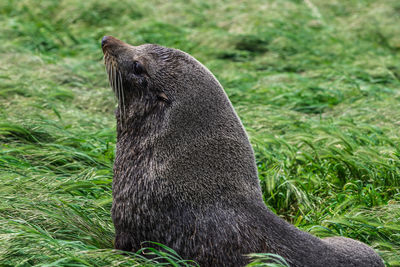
<box><xmin>101</xmin><ymin>36</ymin><xmax>110</xmax><ymax>48</ymax></box>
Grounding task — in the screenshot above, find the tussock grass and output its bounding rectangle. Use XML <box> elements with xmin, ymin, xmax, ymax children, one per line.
<box><xmin>1</xmin><ymin>0</ymin><xmax>399</xmax><ymax>266</ymax></box>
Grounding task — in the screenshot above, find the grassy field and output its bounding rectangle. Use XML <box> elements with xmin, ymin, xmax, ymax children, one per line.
<box><xmin>1</xmin><ymin>0</ymin><xmax>400</xmax><ymax>266</ymax></box>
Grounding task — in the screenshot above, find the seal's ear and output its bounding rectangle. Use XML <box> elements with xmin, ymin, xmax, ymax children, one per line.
<box><xmin>157</xmin><ymin>92</ymin><xmax>171</xmax><ymax>104</ymax></box>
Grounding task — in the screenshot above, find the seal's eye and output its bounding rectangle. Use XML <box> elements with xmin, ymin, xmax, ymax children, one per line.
<box><xmin>132</xmin><ymin>61</ymin><xmax>145</xmax><ymax>75</ymax></box>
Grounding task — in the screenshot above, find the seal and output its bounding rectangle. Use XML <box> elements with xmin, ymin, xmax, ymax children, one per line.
<box><xmin>101</xmin><ymin>36</ymin><xmax>384</xmax><ymax>267</ymax></box>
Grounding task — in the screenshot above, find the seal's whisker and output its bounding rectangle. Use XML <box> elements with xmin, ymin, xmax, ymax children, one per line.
<box><xmin>116</xmin><ymin>68</ymin><xmax>122</xmax><ymax>125</ymax></box>
<box><xmin>103</xmin><ymin>50</ymin><xmax>125</xmax><ymax>130</ymax></box>
<box><xmin>105</xmin><ymin>61</ymin><xmax>109</xmax><ymax>79</ymax></box>
<box><xmin>113</xmin><ymin>66</ymin><xmax>123</xmax><ymax>129</ymax></box>
<box><xmin>104</xmin><ymin>54</ymin><xmax>110</xmax><ymax>78</ymax></box>
<box><xmin>108</xmin><ymin>70</ymin><xmax>113</xmax><ymax>92</ymax></box>
<box><xmin>119</xmin><ymin>71</ymin><xmax>126</xmax><ymax>121</ymax></box>
<box><xmin>107</xmin><ymin>62</ymin><xmax>114</xmax><ymax>93</ymax></box>
<box><xmin>112</xmin><ymin>65</ymin><xmax>116</xmax><ymax>97</ymax></box>
<box><xmin>112</xmin><ymin>66</ymin><xmax>116</xmax><ymax>95</ymax></box>
<box><xmin>112</xmin><ymin>67</ymin><xmax>118</xmax><ymax>109</ymax></box>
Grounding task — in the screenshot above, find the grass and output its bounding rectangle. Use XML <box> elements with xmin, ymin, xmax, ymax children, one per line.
<box><xmin>0</xmin><ymin>0</ymin><xmax>399</xmax><ymax>266</ymax></box>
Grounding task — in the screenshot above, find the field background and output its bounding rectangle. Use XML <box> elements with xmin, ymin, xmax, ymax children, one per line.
<box><xmin>1</xmin><ymin>0</ymin><xmax>400</xmax><ymax>266</ymax></box>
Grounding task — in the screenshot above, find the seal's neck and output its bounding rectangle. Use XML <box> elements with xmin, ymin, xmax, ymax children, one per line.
<box><xmin>114</xmin><ymin>101</ymin><xmax>166</xmax><ymax>176</ymax></box>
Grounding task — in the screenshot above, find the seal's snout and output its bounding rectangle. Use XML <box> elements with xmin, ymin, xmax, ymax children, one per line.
<box><xmin>102</xmin><ymin>36</ymin><xmax>117</xmax><ymax>50</ymax></box>
<box><xmin>101</xmin><ymin>36</ymin><xmax>110</xmax><ymax>48</ymax></box>
<box><xmin>101</xmin><ymin>35</ymin><xmax>128</xmax><ymax>54</ymax></box>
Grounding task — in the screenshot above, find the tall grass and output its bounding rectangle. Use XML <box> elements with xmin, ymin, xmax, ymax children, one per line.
<box><xmin>0</xmin><ymin>0</ymin><xmax>399</xmax><ymax>266</ymax></box>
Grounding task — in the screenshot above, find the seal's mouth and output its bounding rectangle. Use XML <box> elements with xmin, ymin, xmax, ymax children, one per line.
<box><xmin>102</xmin><ymin>36</ymin><xmax>127</xmax><ymax>124</ymax></box>
<box><xmin>102</xmin><ymin>36</ymin><xmax>123</xmax><ymax>95</ymax></box>
<box><xmin>104</xmin><ymin>51</ymin><xmax>122</xmax><ymax>96</ymax></box>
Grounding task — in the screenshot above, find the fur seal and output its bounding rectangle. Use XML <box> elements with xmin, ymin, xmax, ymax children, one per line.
<box><xmin>101</xmin><ymin>35</ymin><xmax>384</xmax><ymax>267</ymax></box>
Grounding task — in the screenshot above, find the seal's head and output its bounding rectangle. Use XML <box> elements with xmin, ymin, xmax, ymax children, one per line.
<box><xmin>102</xmin><ymin>36</ymin><xmax>171</xmax><ymax>127</ymax></box>
<box><xmin>102</xmin><ymin>35</ymin><xmax>235</xmax><ymax>138</ymax></box>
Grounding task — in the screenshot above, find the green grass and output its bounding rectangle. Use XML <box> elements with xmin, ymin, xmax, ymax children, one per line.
<box><xmin>0</xmin><ymin>0</ymin><xmax>399</xmax><ymax>266</ymax></box>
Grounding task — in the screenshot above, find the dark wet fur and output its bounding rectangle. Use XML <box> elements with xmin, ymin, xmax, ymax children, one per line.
<box><xmin>102</xmin><ymin>36</ymin><xmax>384</xmax><ymax>267</ymax></box>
